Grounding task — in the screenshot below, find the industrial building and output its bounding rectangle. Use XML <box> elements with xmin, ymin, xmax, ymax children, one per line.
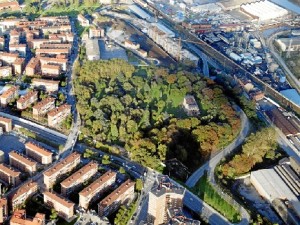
<box><xmin>275</xmin><ymin>37</ymin><xmax>300</xmax><ymax>52</ymax></box>
<box><xmin>240</xmin><ymin>0</ymin><xmax>288</xmax><ymax>21</ymax></box>
<box><xmin>128</xmin><ymin>4</ymin><xmax>152</xmax><ymax>21</ymax></box>
<box><xmin>86</xmin><ymin>39</ymin><xmax>100</xmax><ymax>61</ymax></box>
<box><xmin>250</xmin><ymin>159</ymin><xmax>300</xmax><ymax>224</ymax></box>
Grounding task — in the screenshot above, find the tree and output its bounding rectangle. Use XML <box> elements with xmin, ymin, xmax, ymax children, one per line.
<box><xmin>50</xmin><ymin>209</ymin><xmax>58</xmax><ymax>220</ymax></box>
<box><xmin>102</xmin><ymin>155</ymin><xmax>110</xmax><ymax>165</ymax></box>
<box><xmin>119</xmin><ymin>167</ymin><xmax>126</xmax><ymax>174</ymax></box>
<box><xmin>135</xmin><ymin>178</ymin><xmax>143</xmax><ymax>192</ymax></box>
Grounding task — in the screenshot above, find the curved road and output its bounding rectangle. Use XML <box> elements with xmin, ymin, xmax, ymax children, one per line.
<box><xmin>186</xmin><ymin>107</ymin><xmax>251</xmax><ymax>225</ymax></box>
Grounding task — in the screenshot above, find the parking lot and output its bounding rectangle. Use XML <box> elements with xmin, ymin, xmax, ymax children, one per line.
<box><xmin>0</xmin><ymin>134</ymin><xmax>26</xmax><ymax>162</ymax></box>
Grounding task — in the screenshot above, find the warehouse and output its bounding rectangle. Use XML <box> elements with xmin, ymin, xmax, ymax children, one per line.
<box><xmin>152</xmin><ymin>22</ymin><xmax>175</xmax><ymax>38</ymax></box>
<box><xmin>86</xmin><ymin>39</ymin><xmax>100</xmax><ymax>61</ymax></box>
<box><xmin>250</xmin><ymin>169</ymin><xmax>300</xmax><ymax>220</ymax></box>
<box><xmin>128</xmin><ymin>4</ymin><xmax>152</xmax><ymax>21</ymax></box>
<box><xmin>240</xmin><ymin>0</ymin><xmax>288</xmax><ymax>21</ymax></box>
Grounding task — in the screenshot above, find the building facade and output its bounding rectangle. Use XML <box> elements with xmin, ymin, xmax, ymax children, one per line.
<box><xmin>43</xmin><ymin>152</ymin><xmax>81</xmax><ymax>189</ymax></box>
<box><xmin>0</xmin><ymin>86</ymin><xmax>19</xmax><ymax>107</ymax></box>
<box><xmin>9</xmin><ymin>151</ymin><xmax>37</xmax><ymax>175</ymax></box>
<box><xmin>32</xmin><ymin>97</ymin><xmax>55</xmax><ymax>118</ymax></box>
<box><xmin>31</xmin><ymin>79</ymin><xmax>59</xmax><ymax>92</ymax></box>
<box><xmin>10</xmin><ymin>181</ymin><xmax>38</xmax><ymax>210</ymax></box>
<box><xmin>16</xmin><ymin>90</ymin><xmax>38</xmax><ymax>110</ymax></box>
<box><xmin>61</xmin><ymin>161</ymin><xmax>98</xmax><ymax>196</ymax></box>
<box><xmin>43</xmin><ymin>192</ymin><xmax>74</xmax><ymax>221</ymax></box>
<box><xmin>0</xmin><ymin>198</ymin><xmax>7</xmax><ymax>224</ymax></box>
<box><xmin>25</xmin><ymin>142</ymin><xmax>53</xmax><ymax>165</ymax></box>
<box><xmin>98</xmin><ymin>179</ymin><xmax>135</xmax><ymax>217</ymax></box>
<box><xmin>47</xmin><ymin>104</ymin><xmax>71</xmax><ymax>127</ymax></box>
<box><xmin>79</xmin><ymin>170</ymin><xmax>116</xmax><ymax>209</ymax></box>
<box><xmin>10</xmin><ymin>210</ymin><xmax>45</xmax><ymax>225</ymax></box>
<box><xmin>0</xmin><ymin>116</ymin><xmax>12</xmax><ymax>132</ymax></box>
<box><xmin>0</xmin><ymin>163</ymin><xmax>20</xmax><ymax>186</ymax></box>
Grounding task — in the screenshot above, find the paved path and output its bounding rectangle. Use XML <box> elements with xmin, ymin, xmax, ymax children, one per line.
<box><xmin>185</xmin><ymin>107</ymin><xmax>251</xmax><ymax>225</ymax></box>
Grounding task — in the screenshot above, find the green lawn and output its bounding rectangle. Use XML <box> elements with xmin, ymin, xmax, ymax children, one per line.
<box><xmin>191</xmin><ymin>175</ymin><xmax>241</xmax><ymax>223</ymax></box>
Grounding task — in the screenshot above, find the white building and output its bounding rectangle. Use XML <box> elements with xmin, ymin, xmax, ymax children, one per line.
<box><xmin>86</xmin><ymin>39</ymin><xmax>100</xmax><ymax>61</ymax></box>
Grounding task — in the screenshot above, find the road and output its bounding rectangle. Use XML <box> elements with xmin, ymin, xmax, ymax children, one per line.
<box><xmin>59</xmin><ymin>17</ymin><xmax>81</xmax><ymax>159</ymax></box>
<box><xmin>266</xmin><ymin>30</ymin><xmax>300</xmax><ymax>93</ymax></box>
<box><xmin>185</xmin><ymin>107</ymin><xmax>251</xmax><ymax>225</ymax></box>
<box><xmin>186</xmin><ymin>107</ymin><xmax>250</xmax><ymax>187</ymax></box>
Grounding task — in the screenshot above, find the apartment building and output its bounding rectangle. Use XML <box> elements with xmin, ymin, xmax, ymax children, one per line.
<box><xmin>43</xmin><ymin>192</ymin><xmax>74</xmax><ymax>221</ymax></box>
<box><xmin>32</xmin><ymin>97</ymin><xmax>55</xmax><ymax>118</ymax></box>
<box><xmin>78</xmin><ymin>14</ymin><xmax>89</xmax><ymax>27</ymax></box>
<box><xmin>79</xmin><ymin>170</ymin><xmax>116</xmax><ymax>209</ymax></box>
<box><xmin>31</xmin><ymin>39</ymin><xmax>61</xmax><ymax>49</ymax></box>
<box><xmin>47</xmin><ymin>104</ymin><xmax>71</xmax><ymax>127</ymax></box>
<box><xmin>41</xmin><ymin>25</ymin><xmax>72</xmax><ymax>34</ymax></box>
<box><xmin>25</xmin><ymin>142</ymin><xmax>53</xmax><ymax>165</ymax></box>
<box><xmin>10</xmin><ymin>210</ymin><xmax>45</xmax><ymax>225</ymax></box>
<box><xmin>40</xmin><ymin>43</ymin><xmax>72</xmax><ymax>50</ymax></box>
<box><xmin>13</xmin><ymin>57</ymin><xmax>25</xmax><ymax>75</ymax></box>
<box><xmin>9</xmin><ymin>44</ymin><xmax>26</xmax><ymax>57</ymax></box>
<box><xmin>25</xmin><ymin>57</ymin><xmax>40</xmax><ymax>76</ymax></box>
<box><xmin>35</xmin><ymin>48</ymin><xmax>69</xmax><ymax>57</ymax></box>
<box><xmin>61</xmin><ymin>161</ymin><xmax>98</xmax><ymax>196</ymax></box>
<box><xmin>39</xmin><ymin>57</ymin><xmax>67</xmax><ymax>71</ymax></box>
<box><xmin>31</xmin><ymin>78</ymin><xmax>59</xmax><ymax>92</ymax></box>
<box><xmin>0</xmin><ymin>164</ymin><xmax>20</xmax><ymax>186</ymax></box>
<box><xmin>17</xmin><ymin>90</ymin><xmax>38</xmax><ymax>110</ymax></box>
<box><xmin>41</xmin><ymin>64</ymin><xmax>61</xmax><ymax>77</ymax></box>
<box><xmin>18</xmin><ymin>20</ymin><xmax>48</xmax><ymax>29</ymax></box>
<box><xmin>0</xmin><ymin>86</ymin><xmax>19</xmax><ymax>107</ymax></box>
<box><xmin>0</xmin><ymin>198</ymin><xmax>7</xmax><ymax>224</ymax></box>
<box><xmin>0</xmin><ymin>66</ymin><xmax>12</xmax><ymax>77</ymax></box>
<box><xmin>0</xmin><ymin>52</ymin><xmax>19</xmax><ymax>65</ymax></box>
<box><xmin>147</xmin><ymin>176</ymin><xmax>185</xmax><ymax>225</ymax></box>
<box><xmin>10</xmin><ymin>181</ymin><xmax>38</xmax><ymax>210</ymax></box>
<box><xmin>9</xmin><ymin>151</ymin><xmax>37</xmax><ymax>175</ymax></box>
<box><xmin>98</xmin><ymin>179</ymin><xmax>135</xmax><ymax>217</ymax></box>
<box><xmin>9</xmin><ymin>30</ymin><xmax>19</xmax><ymax>44</ymax></box>
<box><xmin>43</xmin><ymin>152</ymin><xmax>81</xmax><ymax>189</ymax></box>
<box><xmin>89</xmin><ymin>28</ymin><xmax>104</xmax><ymax>38</ymax></box>
<box><xmin>49</xmin><ymin>33</ymin><xmax>74</xmax><ymax>43</ymax></box>
<box><xmin>0</xmin><ymin>116</ymin><xmax>12</xmax><ymax>132</ymax></box>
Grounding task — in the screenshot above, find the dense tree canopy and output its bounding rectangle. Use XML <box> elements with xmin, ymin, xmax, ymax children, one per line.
<box><xmin>75</xmin><ymin>59</ymin><xmax>241</xmax><ymax>172</ymax></box>
<box><xmin>220</xmin><ymin>128</ymin><xmax>277</xmax><ymax>178</ymax></box>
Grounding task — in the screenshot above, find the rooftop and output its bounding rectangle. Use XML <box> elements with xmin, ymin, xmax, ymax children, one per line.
<box><xmin>79</xmin><ymin>170</ymin><xmax>116</xmax><ymax>197</ymax></box>
<box><xmin>0</xmin><ymin>85</ymin><xmax>18</xmax><ymax>99</ymax></box>
<box><xmin>99</xmin><ymin>179</ymin><xmax>135</xmax><ymax>208</ymax></box>
<box><xmin>10</xmin><ymin>210</ymin><xmax>45</xmax><ymax>225</ymax></box>
<box><xmin>13</xmin><ymin>57</ymin><xmax>25</xmax><ymax>65</ymax></box>
<box><xmin>11</xmin><ymin>181</ymin><xmax>38</xmax><ymax>201</ymax></box>
<box><xmin>0</xmin><ymin>163</ymin><xmax>20</xmax><ymax>177</ymax></box>
<box><xmin>43</xmin><ymin>191</ymin><xmax>74</xmax><ymax>208</ymax></box>
<box><xmin>0</xmin><ymin>116</ymin><xmax>12</xmax><ymax>124</ymax></box>
<box><xmin>9</xmin><ymin>151</ymin><xmax>37</xmax><ymax>167</ymax></box>
<box><xmin>39</xmin><ymin>57</ymin><xmax>68</xmax><ymax>63</ymax></box>
<box><xmin>151</xmin><ymin>175</ymin><xmax>185</xmax><ymax>197</ymax></box>
<box><xmin>47</xmin><ymin>104</ymin><xmax>71</xmax><ymax>117</ymax></box>
<box><xmin>61</xmin><ymin>161</ymin><xmax>98</xmax><ymax>188</ymax></box>
<box><xmin>32</xmin><ymin>78</ymin><xmax>60</xmax><ymax>85</ymax></box>
<box><xmin>43</xmin><ymin>152</ymin><xmax>80</xmax><ymax>177</ymax></box>
<box><xmin>26</xmin><ymin>57</ymin><xmax>39</xmax><ymax>69</ymax></box>
<box><xmin>32</xmin><ymin>97</ymin><xmax>55</xmax><ymax>110</ymax></box>
<box><xmin>17</xmin><ymin>90</ymin><xmax>38</xmax><ymax>104</ymax></box>
<box><xmin>25</xmin><ymin>142</ymin><xmax>53</xmax><ymax>157</ymax></box>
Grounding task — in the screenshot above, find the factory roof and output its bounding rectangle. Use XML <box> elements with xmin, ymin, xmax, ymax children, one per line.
<box><xmin>280</xmin><ymin>89</ymin><xmax>300</xmax><ymax>107</ymax></box>
<box><xmin>128</xmin><ymin>4</ymin><xmax>151</xmax><ymax>20</ymax></box>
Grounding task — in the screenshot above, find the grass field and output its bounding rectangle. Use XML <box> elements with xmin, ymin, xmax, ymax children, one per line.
<box><xmin>191</xmin><ymin>175</ymin><xmax>241</xmax><ymax>223</ymax></box>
